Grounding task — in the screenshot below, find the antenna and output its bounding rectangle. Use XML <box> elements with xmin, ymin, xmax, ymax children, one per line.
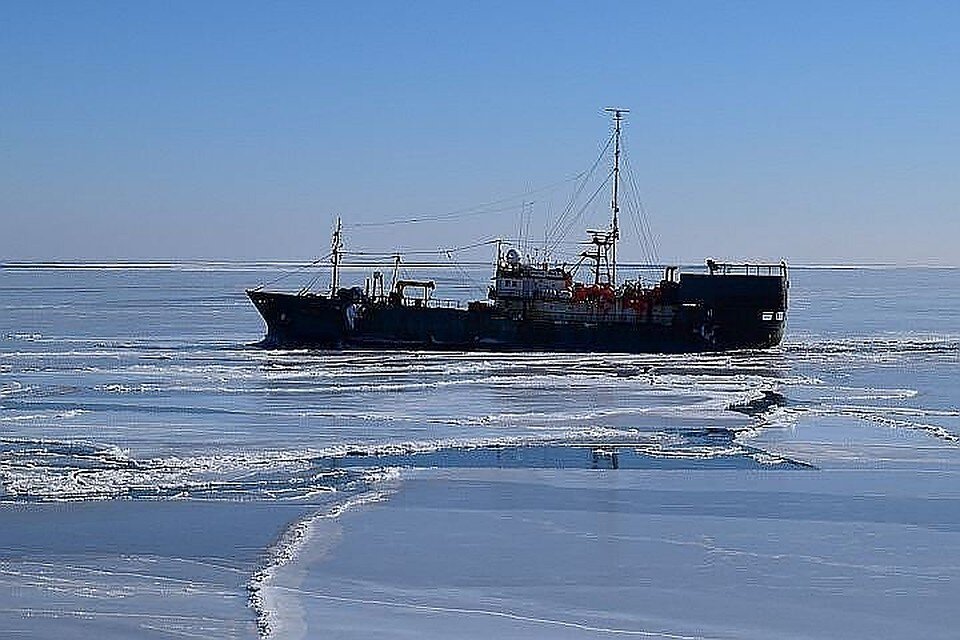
<box><xmin>516</xmin><ymin>202</ymin><xmax>524</xmax><ymax>258</ymax></box>
<box><xmin>604</xmin><ymin>107</ymin><xmax>628</xmax><ymax>287</ymax></box>
<box><xmin>520</xmin><ymin>200</ymin><xmax>534</xmax><ymax>259</ymax></box>
<box><xmin>390</xmin><ymin>254</ymin><xmax>401</xmax><ymax>292</ymax></box>
<box><xmin>330</xmin><ymin>216</ymin><xmax>343</xmax><ymax>295</ymax></box>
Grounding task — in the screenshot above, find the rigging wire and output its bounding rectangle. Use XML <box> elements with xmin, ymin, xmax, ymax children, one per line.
<box><xmin>620</xmin><ymin>136</ymin><xmax>661</xmax><ymax>265</ymax></box>
<box><xmin>345</xmin><ymin>237</ymin><xmax>500</xmax><ymax>258</ymax></box>
<box><xmin>629</xmin><ymin>171</ymin><xmax>660</xmax><ymax>264</ymax></box>
<box><xmin>251</xmin><ymin>252</ymin><xmax>333</xmax><ymax>290</ymax></box>
<box><xmin>251</xmin><ymin>240</ymin><xmax>497</xmax><ymax>295</ymax></box>
<box><xmin>544</xmin><ymin>131</ymin><xmax>615</xmax><ymax>246</ymax></box>
<box><xmin>255</xmin><ymin>122</ymin><xmax>651</xmax><ymax>295</ymax></box>
<box><xmin>344</xmin><ymin>173</ymin><xmax>586</xmax><ymax>229</ymax></box>
<box><xmin>620</xmin><ymin>167</ymin><xmax>655</xmax><ymax>265</ymax></box>
<box><xmin>624</xmin><ymin>195</ymin><xmax>654</xmax><ymax>266</ymax></box>
<box><xmin>339</xmin><ymin>237</ymin><xmax>499</xmax><ymax>295</ymax></box>
<box><xmin>546</xmin><ymin>169</ymin><xmax>614</xmax><ymax>255</ymax></box>
<box><xmin>300</xmin><ymin>268</ymin><xmax>329</xmax><ymax>294</ymax></box>
<box><xmin>444</xmin><ymin>249</ymin><xmax>488</xmax><ymax>297</ymax></box>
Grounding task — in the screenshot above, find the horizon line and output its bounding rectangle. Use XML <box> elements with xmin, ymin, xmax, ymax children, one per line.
<box><xmin>2</xmin><ymin>259</ymin><xmax>958</xmax><ymax>271</ymax></box>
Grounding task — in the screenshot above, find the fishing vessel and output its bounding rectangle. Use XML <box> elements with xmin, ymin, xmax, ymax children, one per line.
<box><xmin>248</xmin><ymin>110</ymin><xmax>788</xmax><ymax>353</ymax></box>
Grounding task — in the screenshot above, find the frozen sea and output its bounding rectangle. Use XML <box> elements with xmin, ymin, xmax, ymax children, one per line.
<box><xmin>1</xmin><ymin>264</ymin><xmax>958</xmax><ymax>639</ymax></box>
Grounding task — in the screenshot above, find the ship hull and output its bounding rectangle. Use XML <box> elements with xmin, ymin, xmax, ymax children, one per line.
<box><xmin>247</xmin><ymin>273</ymin><xmax>787</xmax><ymax>354</ymax></box>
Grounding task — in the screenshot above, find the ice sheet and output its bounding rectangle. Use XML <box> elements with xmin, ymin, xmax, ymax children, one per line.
<box><xmin>0</xmin><ymin>500</ymin><xmax>319</xmax><ymax>639</ymax></box>
<box><xmin>265</xmin><ymin>465</ymin><xmax>960</xmax><ymax>640</ymax></box>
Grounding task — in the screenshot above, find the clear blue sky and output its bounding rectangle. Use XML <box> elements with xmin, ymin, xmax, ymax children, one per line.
<box><xmin>2</xmin><ymin>1</ymin><xmax>958</xmax><ymax>265</ymax></box>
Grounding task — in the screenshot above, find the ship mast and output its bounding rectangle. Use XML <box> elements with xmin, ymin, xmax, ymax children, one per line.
<box><xmin>605</xmin><ymin>107</ymin><xmax>628</xmax><ymax>287</ymax></box>
<box><xmin>330</xmin><ymin>216</ymin><xmax>343</xmax><ymax>295</ymax></box>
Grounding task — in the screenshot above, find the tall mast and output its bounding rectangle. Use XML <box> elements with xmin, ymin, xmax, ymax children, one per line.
<box><xmin>604</xmin><ymin>107</ymin><xmax>628</xmax><ymax>287</ymax></box>
<box><xmin>330</xmin><ymin>216</ymin><xmax>343</xmax><ymax>295</ymax></box>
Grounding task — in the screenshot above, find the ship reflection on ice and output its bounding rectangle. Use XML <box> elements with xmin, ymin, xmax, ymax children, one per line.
<box><xmin>328</xmin><ymin>432</ymin><xmax>812</xmax><ymax>473</ymax></box>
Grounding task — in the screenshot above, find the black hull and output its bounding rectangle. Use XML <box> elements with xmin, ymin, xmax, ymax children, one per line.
<box><xmin>247</xmin><ymin>277</ymin><xmax>786</xmax><ymax>354</ymax></box>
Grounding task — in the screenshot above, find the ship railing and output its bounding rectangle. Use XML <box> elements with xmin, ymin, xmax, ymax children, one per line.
<box><xmin>706</xmin><ymin>260</ymin><xmax>788</xmax><ymax>278</ymax></box>
<box><xmin>397</xmin><ymin>297</ymin><xmax>463</xmax><ymax>309</ymax></box>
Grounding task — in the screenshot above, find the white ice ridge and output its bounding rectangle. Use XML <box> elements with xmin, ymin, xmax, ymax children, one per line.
<box><xmin>249</xmin><ymin>476</ymin><xmax>398</xmax><ymax>640</ymax></box>
<box><xmin>0</xmin><ymin>438</ymin><xmax>347</xmax><ymax>502</ymax></box>
<box><xmin>1</xmin><ymin>422</ymin><xmax>776</xmax><ymax>502</ymax></box>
